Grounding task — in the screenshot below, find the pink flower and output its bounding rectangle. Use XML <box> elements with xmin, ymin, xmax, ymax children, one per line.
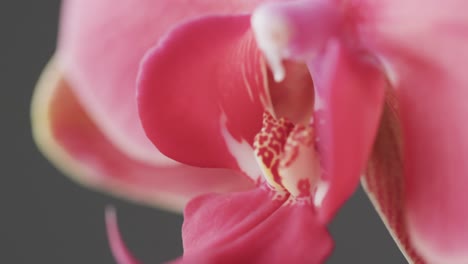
<box><xmin>32</xmin><ymin>0</ymin><xmax>468</xmax><ymax>263</ymax></box>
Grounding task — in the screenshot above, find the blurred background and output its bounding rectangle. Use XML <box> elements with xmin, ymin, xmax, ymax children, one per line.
<box><xmin>2</xmin><ymin>1</ymin><xmax>406</xmax><ymax>263</ymax></box>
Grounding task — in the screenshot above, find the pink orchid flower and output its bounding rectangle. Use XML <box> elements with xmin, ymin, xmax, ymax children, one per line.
<box><xmin>32</xmin><ymin>0</ymin><xmax>468</xmax><ymax>263</ymax></box>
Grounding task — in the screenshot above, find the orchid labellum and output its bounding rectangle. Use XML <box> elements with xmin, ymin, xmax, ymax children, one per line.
<box><xmin>32</xmin><ymin>0</ymin><xmax>468</xmax><ymax>263</ymax></box>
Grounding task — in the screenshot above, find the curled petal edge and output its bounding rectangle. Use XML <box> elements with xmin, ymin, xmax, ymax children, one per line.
<box><xmin>362</xmin><ymin>94</ymin><xmax>425</xmax><ymax>264</ymax></box>
<box><xmin>32</xmin><ymin>58</ymin><xmax>254</xmax><ymax>212</ymax></box>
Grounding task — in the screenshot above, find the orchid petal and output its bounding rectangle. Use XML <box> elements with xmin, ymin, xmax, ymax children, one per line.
<box><xmin>360</xmin><ymin>1</ymin><xmax>468</xmax><ymax>262</ymax></box>
<box><xmin>362</xmin><ymin>98</ymin><xmax>425</xmax><ymax>263</ymax></box>
<box><xmin>58</xmin><ymin>0</ymin><xmax>267</xmax><ymax>165</ymax></box>
<box><xmin>138</xmin><ymin>15</ymin><xmax>267</xmax><ymax>178</ymax></box>
<box><xmin>32</xmin><ymin>59</ymin><xmax>254</xmax><ymax>212</ymax></box>
<box><xmin>105</xmin><ymin>207</ymin><xmax>141</xmax><ymax>264</ymax></box>
<box><xmin>309</xmin><ymin>41</ymin><xmax>386</xmax><ymax>223</ymax></box>
<box><xmin>173</xmin><ymin>187</ymin><xmax>333</xmax><ymax>263</ymax></box>
<box><xmin>399</xmin><ymin>60</ymin><xmax>468</xmax><ymax>264</ymax></box>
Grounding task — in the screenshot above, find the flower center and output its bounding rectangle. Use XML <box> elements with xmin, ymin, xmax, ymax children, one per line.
<box><xmin>253</xmin><ymin>112</ymin><xmax>320</xmax><ymax>200</ymax></box>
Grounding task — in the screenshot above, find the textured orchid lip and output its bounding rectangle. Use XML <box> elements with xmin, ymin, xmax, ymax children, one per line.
<box><xmin>254</xmin><ymin>112</ymin><xmax>320</xmax><ymax>202</ymax></box>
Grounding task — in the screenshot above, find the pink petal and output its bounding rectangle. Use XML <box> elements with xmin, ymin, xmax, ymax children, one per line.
<box><xmin>137</xmin><ymin>15</ymin><xmax>267</xmax><ymax>175</ymax></box>
<box><xmin>32</xmin><ymin>60</ymin><xmax>254</xmax><ymax>212</ymax></box>
<box><xmin>360</xmin><ymin>1</ymin><xmax>468</xmax><ymax>262</ymax></box>
<box><xmin>398</xmin><ymin>58</ymin><xmax>468</xmax><ymax>264</ymax></box>
<box><xmin>362</xmin><ymin>99</ymin><xmax>426</xmax><ymax>263</ymax></box>
<box><xmin>309</xmin><ymin>41</ymin><xmax>386</xmax><ymax>223</ymax></box>
<box><xmin>57</xmin><ymin>0</ymin><xmax>267</xmax><ymax>164</ymax></box>
<box><xmin>173</xmin><ymin>187</ymin><xmax>333</xmax><ymax>263</ymax></box>
<box><xmin>105</xmin><ymin>207</ymin><xmax>141</xmax><ymax>264</ymax></box>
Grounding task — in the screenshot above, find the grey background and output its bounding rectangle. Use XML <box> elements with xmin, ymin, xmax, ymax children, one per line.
<box><xmin>2</xmin><ymin>1</ymin><xmax>406</xmax><ymax>263</ymax></box>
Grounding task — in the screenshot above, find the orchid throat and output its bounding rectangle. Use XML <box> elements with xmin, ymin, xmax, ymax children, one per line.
<box><xmin>254</xmin><ymin>112</ymin><xmax>322</xmax><ymax>204</ymax></box>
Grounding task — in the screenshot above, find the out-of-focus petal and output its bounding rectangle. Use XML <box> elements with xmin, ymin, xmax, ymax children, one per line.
<box><xmin>57</xmin><ymin>0</ymin><xmax>267</xmax><ymax>164</ymax></box>
<box><xmin>361</xmin><ymin>1</ymin><xmax>468</xmax><ymax>262</ymax></box>
<box><xmin>362</xmin><ymin>96</ymin><xmax>425</xmax><ymax>264</ymax></box>
<box><xmin>173</xmin><ymin>187</ymin><xmax>333</xmax><ymax>263</ymax></box>
<box><xmin>138</xmin><ymin>15</ymin><xmax>267</xmax><ymax>177</ymax></box>
<box><xmin>398</xmin><ymin>61</ymin><xmax>468</xmax><ymax>264</ymax></box>
<box><xmin>309</xmin><ymin>41</ymin><xmax>386</xmax><ymax>223</ymax></box>
<box><xmin>105</xmin><ymin>207</ymin><xmax>141</xmax><ymax>264</ymax></box>
<box><xmin>32</xmin><ymin>59</ymin><xmax>254</xmax><ymax>212</ymax></box>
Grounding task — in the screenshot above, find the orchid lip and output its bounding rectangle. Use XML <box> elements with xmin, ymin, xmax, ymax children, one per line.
<box><xmin>254</xmin><ymin>112</ymin><xmax>321</xmax><ymax>203</ymax></box>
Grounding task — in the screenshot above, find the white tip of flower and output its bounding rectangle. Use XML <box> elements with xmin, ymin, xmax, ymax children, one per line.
<box><xmin>314</xmin><ymin>181</ymin><xmax>329</xmax><ymax>208</ymax></box>
<box><xmin>271</xmin><ymin>59</ymin><xmax>286</xmax><ymax>83</ymax></box>
<box><xmin>251</xmin><ymin>5</ymin><xmax>292</xmax><ymax>83</ymax></box>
